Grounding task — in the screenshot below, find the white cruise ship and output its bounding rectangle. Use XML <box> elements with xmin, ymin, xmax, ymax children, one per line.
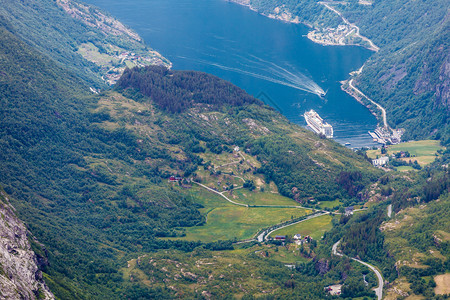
<box><xmin>304</xmin><ymin>109</ymin><xmax>333</xmax><ymax>138</ymax></box>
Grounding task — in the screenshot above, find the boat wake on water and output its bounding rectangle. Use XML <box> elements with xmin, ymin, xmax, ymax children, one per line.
<box><xmin>178</xmin><ymin>53</ymin><xmax>326</xmax><ymax>97</ymax></box>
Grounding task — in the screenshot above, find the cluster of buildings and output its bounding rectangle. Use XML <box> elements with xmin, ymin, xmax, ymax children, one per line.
<box><xmin>307</xmin><ymin>24</ymin><xmax>354</xmax><ymax>46</ymax></box>
<box><xmin>368</xmin><ymin>126</ymin><xmax>403</xmax><ymax>145</ymax></box>
<box><xmin>273</xmin><ymin>234</ymin><xmax>313</xmax><ymax>245</ymax></box>
<box><xmin>103</xmin><ymin>51</ymin><xmax>167</xmax><ymax>85</ymax></box>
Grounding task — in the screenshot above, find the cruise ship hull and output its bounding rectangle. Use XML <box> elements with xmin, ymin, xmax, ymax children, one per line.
<box><xmin>304</xmin><ymin>110</ymin><xmax>333</xmax><ymax>138</ymax></box>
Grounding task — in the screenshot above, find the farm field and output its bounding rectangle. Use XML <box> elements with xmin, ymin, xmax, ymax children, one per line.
<box><xmin>366</xmin><ymin>140</ymin><xmax>444</xmax><ymax>166</ymax></box>
<box><xmin>318</xmin><ymin>199</ymin><xmax>342</xmax><ymax>209</ymax></box>
<box><xmin>249</xmin><ymin>244</ymin><xmax>309</xmax><ymax>264</ymax></box>
<box><xmin>232</xmin><ymin>189</ymin><xmax>300</xmax><ymax>206</ymax></box>
<box><xmin>171</xmin><ymin>186</ymin><xmax>310</xmax><ymax>242</ymax></box>
<box><xmin>268</xmin><ymin>214</ymin><xmax>334</xmax><ymax>240</ymax></box>
<box><xmin>396</xmin><ymin>166</ymin><xmax>414</xmax><ymax>172</ymax></box>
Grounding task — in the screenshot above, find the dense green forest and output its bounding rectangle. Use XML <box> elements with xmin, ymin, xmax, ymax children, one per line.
<box><xmin>243</xmin><ymin>0</ymin><xmax>449</xmax><ymax>143</ymax></box>
<box><xmin>117</xmin><ymin>66</ymin><xmax>261</xmax><ymax>113</ymax></box>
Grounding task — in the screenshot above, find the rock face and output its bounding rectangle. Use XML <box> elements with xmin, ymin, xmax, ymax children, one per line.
<box><xmin>0</xmin><ymin>190</ymin><xmax>54</xmax><ymax>300</ymax></box>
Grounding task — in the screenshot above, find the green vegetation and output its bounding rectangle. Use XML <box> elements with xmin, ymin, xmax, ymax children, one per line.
<box><xmin>0</xmin><ymin>0</ymin><xmax>168</xmax><ymax>87</ymax></box>
<box><xmin>367</xmin><ymin>140</ymin><xmax>444</xmax><ymax>165</ymax></box>
<box><xmin>117</xmin><ymin>66</ymin><xmax>260</xmax><ymax>113</ymax></box>
<box><xmin>120</xmin><ymin>244</ymin><xmax>379</xmax><ymax>299</ymax></box>
<box><xmin>367</xmin><ymin>140</ymin><xmax>445</xmax><ymax>171</ymax></box>
<box><xmin>318</xmin><ymin>199</ymin><xmax>342</xmax><ymax>209</ymax></box>
<box><xmin>173</xmin><ymin>205</ymin><xmax>309</xmax><ymax>242</ymax></box>
<box><xmin>165</xmin><ymin>186</ymin><xmax>310</xmax><ymax>242</ymax></box>
<box><xmin>269</xmin><ymin>214</ymin><xmax>334</xmax><ymax>240</ymax></box>
<box><xmin>343</xmin><ymin>0</ymin><xmax>450</xmax><ymax>143</ymax></box>
<box><xmin>232</xmin><ymin>189</ymin><xmax>300</xmax><ymax>206</ymax></box>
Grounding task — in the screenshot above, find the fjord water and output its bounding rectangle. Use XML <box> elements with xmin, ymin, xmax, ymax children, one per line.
<box><xmin>86</xmin><ymin>0</ymin><xmax>377</xmax><ymax>147</ymax></box>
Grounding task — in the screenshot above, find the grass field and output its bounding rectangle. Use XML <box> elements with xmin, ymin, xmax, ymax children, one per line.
<box><xmin>171</xmin><ymin>186</ymin><xmax>310</xmax><ymax>242</ymax></box>
<box><xmin>366</xmin><ymin>140</ymin><xmax>444</xmax><ymax>166</ymax></box>
<box><xmin>318</xmin><ymin>199</ymin><xmax>342</xmax><ymax>209</ymax></box>
<box><xmin>396</xmin><ymin>166</ymin><xmax>414</xmax><ymax>172</ymax></box>
<box><xmin>268</xmin><ymin>214</ymin><xmax>334</xmax><ymax>240</ymax></box>
<box><xmin>232</xmin><ymin>189</ymin><xmax>300</xmax><ymax>206</ymax></box>
<box><xmin>179</xmin><ymin>206</ymin><xmax>309</xmax><ymax>241</ymax></box>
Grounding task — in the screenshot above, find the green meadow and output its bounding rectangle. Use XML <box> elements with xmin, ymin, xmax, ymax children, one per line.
<box><xmin>268</xmin><ymin>214</ymin><xmax>334</xmax><ymax>240</ymax></box>
<box><xmin>172</xmin><ymin>186</ymin><xmax>310</xmax><ymax>242</ymax></box>
<box><xmin>367</xmin><ymin>140</ymin><xmax>444</xmax><ymax>166</ymax></box>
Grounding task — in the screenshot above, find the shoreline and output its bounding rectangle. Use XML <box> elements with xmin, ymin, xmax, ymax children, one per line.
<box><xmin>226</xmin><ymin>0</ymin><xmax>378</xmax><ymax>52</ymax></box>
<box><xmin>226</xmin><ymin>0</ymin><xmax>390</xmax><ymax>141</ymax></box>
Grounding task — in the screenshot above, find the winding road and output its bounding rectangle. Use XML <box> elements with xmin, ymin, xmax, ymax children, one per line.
<box><xmin>332</xmin><ymin>241</ymin><xmax>384</xmax><ymax>300</ymax></box>
<box><xmin>348</xmin><ymin>78</ymin><xmax>389</xmax><ymax>130</ymax></box>
<box><xmin>193</xmin><ymin>181</ymin><xmax>248</xmax><ymax>207</ymax></box>
<box><xmin>319</xmin><ymin>2</ymin><xmax>380</xmax><ymax>52</ymax></box>
<box><xmin>193</xmin><ymin>181</ymin><xmax>314</xmax><ymax>210</ymax></box>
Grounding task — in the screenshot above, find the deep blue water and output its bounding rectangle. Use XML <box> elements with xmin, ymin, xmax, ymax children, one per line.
<box><xmin>86</xmin><ymin>0</ymin><xmax>378</xmax><ymax>147</ymax></box>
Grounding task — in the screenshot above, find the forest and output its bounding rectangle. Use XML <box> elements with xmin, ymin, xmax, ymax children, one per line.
<box><xmin>117</xmin><ymin>66</ymin><xmax>262</xmax><ymax>113</ymax></box>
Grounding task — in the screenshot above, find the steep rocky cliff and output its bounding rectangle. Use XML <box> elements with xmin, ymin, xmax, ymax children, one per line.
<box><xmin>0</xmin><ymin>190</ymin><xmax>53</xmax><ymax>300</ymax></box>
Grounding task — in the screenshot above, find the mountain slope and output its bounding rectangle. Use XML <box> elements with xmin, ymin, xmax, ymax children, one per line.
<box><xmin>0</xmin><ymin>22</ymin><xmax>203</xmax><ymax>298</ymax></box>
<box><xmin>231</xmin><ymin>0</ymin><xmax>450</xmax><ymax>143</ymax></box>
<box><xmin>0</xmin><ymin>16</ymin><xmax>381</xmax><ymax>298</ymax></box>
<box><xmin>0</xmin><ymin>0</ymin><xmax>169</xmax><ymax>87</ymax></box>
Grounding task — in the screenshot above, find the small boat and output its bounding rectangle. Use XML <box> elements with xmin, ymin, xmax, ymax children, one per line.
<box><xmin>344</xmin><ymin>142</ymin><xmax>351</xmax><ymax>146</ymax></box>
<box><xmin>315</xmin><ymin>88</ymin><xmax>326</xmax><ymax>97</ymax></box>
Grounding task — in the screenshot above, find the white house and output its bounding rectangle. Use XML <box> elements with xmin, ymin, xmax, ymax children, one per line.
<box><xmin>372</xmin><ymin>156</ymin><xmax>389</xmax><ymax>167</ymax></box>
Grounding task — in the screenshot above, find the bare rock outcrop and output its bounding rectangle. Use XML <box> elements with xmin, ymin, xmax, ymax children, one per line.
<box><xmin>0</xmin><ymin>191</ymin><xmax>54</xmax><ymax>300</ymax></box>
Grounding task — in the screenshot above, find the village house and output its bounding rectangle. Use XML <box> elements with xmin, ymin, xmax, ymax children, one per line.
<box><xmin>344</xmin><ymin>206</ymin><xmax>354</xmax><ymax>216</ymax></box>
<box><xmin>169</xmin><ymin>176</ymin><xmax>182</xmax><ymax>182</ymax></box>
<box><xmin>293</xmin><ymin>234</ymin><xmax>302</xmax><ymax>245</ymax></box>
<box><xmin>274</xmin><ymin>235</ymin><xmax>286</xmax><ymax>241</ymax></box>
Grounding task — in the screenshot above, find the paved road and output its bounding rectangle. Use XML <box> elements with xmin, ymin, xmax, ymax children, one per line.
<box><xmin>193</xmin><ymin>181</ymin><xmax>248</xmax><ymax>207</ymax></box>
<box><xmin>332</xmin><ymin>241</ymin><xmax>384</xmax><ymax>300</ymax></box>
<box><xmin>193</xmin><ymin>181</ymin><xmax>313</xmax><ymax>210</ymax></box>
<box><xmin>319</xmin><ymin>2</ymin><xmax>380</xmax><ymax>52</ymax></box>
<box><xmin>349</xmin><ymin>78</ymin><xmax>388</xmax><ymax>130</ymax></box>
